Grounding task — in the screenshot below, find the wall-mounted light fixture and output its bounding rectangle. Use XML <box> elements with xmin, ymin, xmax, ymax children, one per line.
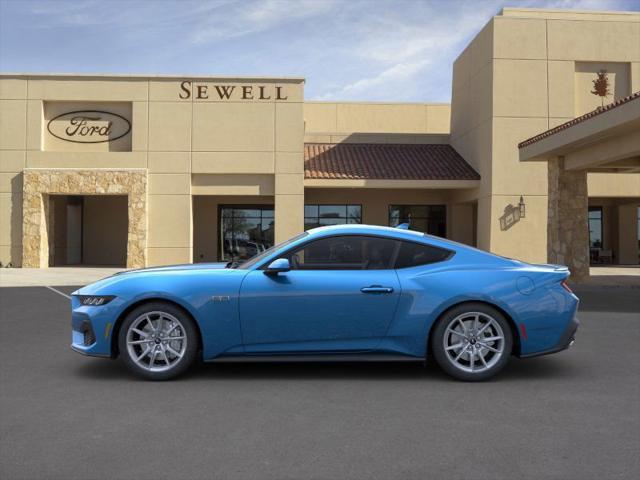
<box><xmin>518</xmin><ymin>196</ymin><xmax>526</xmax><ymax>218</ymax></box>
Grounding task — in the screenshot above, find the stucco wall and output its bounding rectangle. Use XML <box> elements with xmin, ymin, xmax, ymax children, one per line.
<box><xmin>450</xmin><ymin>8</ymin><xmax>640</xmax><ymax>263</ymax></box>
<box><xmin>0</xmin><ymin>75</ymin><xmax>305</xmax><ymax>267</ymax></box>
<box><xmin>304</xmin><ymin>102</ymin><xmax>451</xmax><ymax>134</ymax></box>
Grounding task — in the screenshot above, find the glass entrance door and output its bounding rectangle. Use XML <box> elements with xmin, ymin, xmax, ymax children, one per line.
<box><xmin>219</xmin><ymin>205</ymin><xmax>274</xmax><ymax>262</ymax></box>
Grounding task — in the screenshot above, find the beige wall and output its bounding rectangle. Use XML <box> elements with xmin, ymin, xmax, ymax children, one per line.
<box><xmin>304</xmin><ymin>102</ymin><xmax>451</xmax><ymax>134</ymax></box>
<box><xmin>574</xmin><ymin>62</ymin><xmax>631</xmax><ymax>116</ymax></box>
<box><xmin>451</xmin><ymin>8</ymin><xmax>640</xmax><ymax>262</ymax></box>
<box><xmin>43</xmin><ymin>101</ymin><xmax>133</xmax><ymax>152</ymax></box>
<box><xmin>0</xmin><ymin>75</ymin><xmax>304</xmax><ymax>267</ymax></box>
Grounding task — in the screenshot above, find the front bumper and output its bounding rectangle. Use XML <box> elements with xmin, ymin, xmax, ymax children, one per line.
<box><xmin>70</xmin><ymin>296</ymin><xmax>122</xmax><ymax>357</ymax></box>
<box><xmin>520</xmin><ymin>316</ymin><xmax>580</xmax><ymax>358</ymax></box>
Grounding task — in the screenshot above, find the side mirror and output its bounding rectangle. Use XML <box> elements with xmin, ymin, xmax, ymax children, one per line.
<box><xmin>264</xmin><ymin>258</ymin><xmax>290</xmax><ymax>275</ymax></box>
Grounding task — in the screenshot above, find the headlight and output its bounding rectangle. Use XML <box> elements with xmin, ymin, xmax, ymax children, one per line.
<box><xmin>77</xmin><ymin>295</ymin><xmax>115</xmax><ymax>306</ymax></box>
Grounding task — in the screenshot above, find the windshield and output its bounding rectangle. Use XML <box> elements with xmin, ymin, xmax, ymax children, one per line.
<box><xmin>236</xmin><ymin>232</ymin><xmax>308</xmax><ymax>269</ymax></box>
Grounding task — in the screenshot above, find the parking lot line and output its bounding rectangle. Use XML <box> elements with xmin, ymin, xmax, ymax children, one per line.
<box><xmin>45</xmin><ymin>285</ymin><xmax>71</xmax><ymax>300</ymax></box>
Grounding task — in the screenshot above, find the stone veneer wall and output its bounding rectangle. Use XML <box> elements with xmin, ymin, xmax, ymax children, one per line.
<box><xmin>547</xmin><ymin>158</ymin><xmax>589</xmax><ymax>282</ymax></box>
<box><xmin>22</xmin><ymin>169</ymin><xmax>147</xmax><ymax>268</ymax></box>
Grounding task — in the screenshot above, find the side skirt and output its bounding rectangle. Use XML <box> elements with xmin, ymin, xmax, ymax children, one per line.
<box><xmin>207</xmin><ymin>354</ymin><xmax>424</xmax><ymax>363</ymax></box>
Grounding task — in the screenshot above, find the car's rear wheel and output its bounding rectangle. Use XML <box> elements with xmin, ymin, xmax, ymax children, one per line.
<box><xmin>118</xmin><ymin>302</ymin><xmax>198</xmax><ymax>380</ymax></box>
<box><xmin>431</xmin><ymin>303</ymin><xmax>512</xmax><ymax>381</ymax></box>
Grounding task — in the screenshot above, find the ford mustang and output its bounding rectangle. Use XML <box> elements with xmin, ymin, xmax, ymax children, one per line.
<box><xmin>71</xmin><ymin>224</ymin><xmax>579</xmax><ymax>381</ymax></box>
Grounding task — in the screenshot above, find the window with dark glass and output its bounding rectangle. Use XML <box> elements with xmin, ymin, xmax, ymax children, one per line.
<box><xmin>389</xmin><ymin>205</ymin><xmax>446</xmax><ymax>237</ymax></box>
<box><xmin>304</xmin><ymin>204</ymin><xmax>362</xmax><ymax>230</ymax></box>
<box><xmin>283</xmin><ymin>235</ymin><xmax>397</xmax><ymax>270</ymax></box>
<box><xmin>588</xmin><ymin>207</ymin><xmax>603</xmax><ymax>248</ymax></box>
<box><xmin>394</xmin><ymin>241</ymin><xmax>452</xmax><ymax>268</ymax></box>
<box><xmin>219</xmin><ymin>206</ymin><xmax>274</xmax><ymax>262</ymax></box>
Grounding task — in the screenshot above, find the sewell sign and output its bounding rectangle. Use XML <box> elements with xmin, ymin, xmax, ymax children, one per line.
<box><xmin>178</xmin><ymin>81</ymin><xmax>288</xmax><ymax>101</ymax></box>
<box><xmin>47</xmin><ymin>110</ymin><xmax>131</xmax><ymax>144</ymax></box>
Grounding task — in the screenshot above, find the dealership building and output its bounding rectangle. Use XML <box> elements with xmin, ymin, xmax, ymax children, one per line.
<box><xmin>1</xmin><ymin>7</ymin><xmax>639</xmax><ymax>280</ymax></box>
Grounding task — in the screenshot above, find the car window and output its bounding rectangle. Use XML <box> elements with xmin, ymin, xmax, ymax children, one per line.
<box><xmin>394</xmin><ymin>241</ymin><xmax>452</xmax><ymax>268</ymax></box>
<box><xmin>283</xmin><ymin>235</ymin><xmax>399</xmax><ymax>270</ymax></box>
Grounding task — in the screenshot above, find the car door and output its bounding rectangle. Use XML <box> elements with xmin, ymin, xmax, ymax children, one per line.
<box><xmin>239</xmin><ymin>235</ymin><xmax>402</xmax><ymax>353</ymax></box>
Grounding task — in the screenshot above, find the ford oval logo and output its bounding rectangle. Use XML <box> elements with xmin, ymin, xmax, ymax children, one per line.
<box><xmin>47</xmin><ymin>110</ymin><xmax>131</xmax><ymax>144</ymax></box>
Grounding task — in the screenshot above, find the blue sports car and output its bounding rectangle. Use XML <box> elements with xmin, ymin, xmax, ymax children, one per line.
<box><xmin>71</xmin><ymin>224</ymin><xmax>579</xmax><ymax>381</ymax></box>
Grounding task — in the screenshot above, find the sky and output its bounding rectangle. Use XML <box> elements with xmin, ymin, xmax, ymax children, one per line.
<box><xmin>1</xmin><ymin>0</ymin><xmax>638</xmax><ymax>102</ymax></box>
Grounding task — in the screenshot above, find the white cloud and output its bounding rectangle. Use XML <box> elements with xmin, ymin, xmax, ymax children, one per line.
<box><xmin>5</xmin><ymin>0</ymin><xmax>638</xmax><ymax>102</ymax></box>
<box><xmin>189</xmin><ymin>0</ymin><xmax>337</xmax><ymax>44</ymax></box>
<box><xmin>311</xmin><ymin>0</ymin><xmax>506</xmax><ymax>101</ymax></box>
<box><xmin>317</xmin><ymin>59</ymin><xmax>430</xmax><ymax>100</ymax></box>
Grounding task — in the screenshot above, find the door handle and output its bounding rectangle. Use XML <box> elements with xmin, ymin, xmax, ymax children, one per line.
<box><xmin>360</xmin><ymin>286</ymin><xmax>394</xmax><ymax>294</ymax></box>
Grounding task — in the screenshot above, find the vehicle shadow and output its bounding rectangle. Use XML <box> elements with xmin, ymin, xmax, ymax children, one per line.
<box><xmin>573</xmin><ymin>286</ymin><xmax>640</xmax><ymax>313</ymax></box>
<box><xmin>72</xmin><ymin>355</ymin><xmax>577</xmax><ymax>383</ymax></box>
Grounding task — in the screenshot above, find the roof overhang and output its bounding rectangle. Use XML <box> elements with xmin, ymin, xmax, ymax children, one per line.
<box><xmin>519</xmin><ymin>93</ymin><xmax>640</xmax><ymax>172</ymax></box>
<box><xmin>304</xmin><ymin>143</ymin><xmax>480</xmax><ymax>183</ymax></box>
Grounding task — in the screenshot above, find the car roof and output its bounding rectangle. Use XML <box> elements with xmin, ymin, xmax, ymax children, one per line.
<box><xmin>307</xmin><ymin>224</ymin><xmax>425</xmax><ymax>238</ymax></box>
<box><xmin>305</xmin><ymin>224</ymin><xmax>458</xmax><ymax>249</ymax></box>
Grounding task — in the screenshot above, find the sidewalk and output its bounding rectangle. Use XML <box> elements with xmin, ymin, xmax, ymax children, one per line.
<box><xmin>0</xmin><ymin>267</ymin><xmax>125</xmax><ymax>287</ymax></box>
<box><xmin>580</xmin><ymin>266</ymin><xmax>640</xmax><ymax>288</ymax></box>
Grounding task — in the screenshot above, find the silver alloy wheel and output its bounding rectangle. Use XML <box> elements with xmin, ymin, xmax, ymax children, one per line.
<box><xmin>442</xmin><ymin>311</ymin><xmax>505</xmax><ymax>374</ymax></box>
<box><xmin>125</xmin><ymin>311</ymin><xmax>187</xmax><ymax>372</ymax></box>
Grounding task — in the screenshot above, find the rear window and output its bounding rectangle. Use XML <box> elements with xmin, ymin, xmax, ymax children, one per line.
<box><xmin>394</xmin><ymin>241</ymin><xmax>452</xmax><ymax>268</ymax></box>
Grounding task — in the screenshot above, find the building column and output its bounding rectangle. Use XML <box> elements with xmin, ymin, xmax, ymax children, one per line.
<box><xmin>547</xmin><ymin>157</ymin><xmax>589</xmax><ymax>281</ymax></box>
<box><xmin>617</xmin><ymin>203</ymin><xmax>639</xmax><ymax>265</ymax></box>
<box><xmin>274</xmin><ymin>169</ymin><xmax>304</xmax><ymax>244</ymax></box>
<box><xmin>22</xmin><ymin>191</ymin><xmax>50</xmax><ymax>268</ymax></box>
<box><xmin>146</xmin><ymin>192</ymin><xmax>191</xmax><ymax>267</ymax></box>
<box><xmin>273</xmin><ymin>100</ymin><xmax>304</xmax><ymax>243</ymax></box>
<box><xmin>448</xmin><ymin>203</ymin><xmax>475</xmax><ymax>246</ymax></box>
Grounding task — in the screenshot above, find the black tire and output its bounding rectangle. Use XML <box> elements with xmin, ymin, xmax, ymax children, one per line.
<box><xmin>118</xmin><ymin>301</ymin><xmax>199</xmax><ymax>380</ymax></box>
<box><xmin>431</xmin><ymin>303</ymin><xmax>513</xmax><ymax>381</ymax></box>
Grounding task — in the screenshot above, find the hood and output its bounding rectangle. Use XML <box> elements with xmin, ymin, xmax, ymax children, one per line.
<box><xmin>73</xmin><ymin>262</ymin><xmax>233</xmax><ymax>295</ymax></box>
<box><xmin>115</xmin><ymin>262</ymin><xmax>229</xmax><ymax>275</ymax></box>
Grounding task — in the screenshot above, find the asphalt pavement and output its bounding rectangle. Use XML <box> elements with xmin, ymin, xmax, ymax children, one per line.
<box><xmin>0</xmin><ymin>285</ymin><xmax>638</xmax><ymax>480</ymax></box>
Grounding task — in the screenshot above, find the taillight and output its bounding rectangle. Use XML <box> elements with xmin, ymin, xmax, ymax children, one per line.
<box><xmin>561</xmin><ymin>279</ymin><xmax>573</xmax><ymax>294</ymax></box>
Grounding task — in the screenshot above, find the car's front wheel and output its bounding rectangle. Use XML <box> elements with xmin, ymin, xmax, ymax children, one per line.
<box><xmin>118</xmin><ymin>302</ymin><xmax>198</xmax><ymax>380</ymax></box>
<box><xmin>431</xmin><ymin>303</ymin><xmax>513</xmax><ymax>381</ymax></box>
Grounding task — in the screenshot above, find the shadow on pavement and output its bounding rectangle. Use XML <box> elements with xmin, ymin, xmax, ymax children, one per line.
<box><xmin>574</xmin><ymin>286</ymin><xmax>640</xmax><ymax>313</ymax></box>
<box><xmin>72</xmin><ymin>354</ymin><xmax>578</xmax><ymax>383</ymax></box>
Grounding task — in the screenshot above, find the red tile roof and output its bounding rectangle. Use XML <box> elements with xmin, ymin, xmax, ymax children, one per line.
<box><xmin>304</xmin><ymin>143</ymin><xmax>480</xmax><ymax>181</ymax></box>
<box><xmin>518</xmin><ymin>91</ymin><xmax>640</xmax><ymax>148</ymax></box>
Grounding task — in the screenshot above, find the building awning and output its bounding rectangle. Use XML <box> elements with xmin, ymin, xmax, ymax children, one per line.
<box><xmin>518</xmin><ymin>91</ymin><xmax>640</xmax><ymax>150</ymax></box>
<box><xmin>304</xmin><ymin>143</ymin><xmax>480</xmax><ymax>181</ymax></box>
<box><xmin>518</xmin><ymin>91</ymin><xmax>640</xmax><ymax>172</ymax></box>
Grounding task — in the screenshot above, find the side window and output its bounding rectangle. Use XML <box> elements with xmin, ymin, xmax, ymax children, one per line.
<box><xmin>284</xmin><ymin>235</ymin><xmax>398</xmax><ymax>270</ymax></box>
<box><xmin>395</xmin><ymin>241</ymin><xmax>452</xmax><ymax>268</ymax></box>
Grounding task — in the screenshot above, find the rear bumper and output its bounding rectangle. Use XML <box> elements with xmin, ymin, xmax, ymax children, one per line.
<box><xmin>520</xmin><ymin>316</ymin><xmax>579</xmax><ymax>358</ymax></box>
